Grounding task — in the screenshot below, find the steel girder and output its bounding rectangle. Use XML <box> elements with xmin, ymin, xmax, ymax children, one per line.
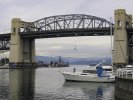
<box><xmin>0</xmin><ymin>40</ymin><xmax>10</xmax><ymax>50</ymax></box>
<box><xmin>0</xmin><ymin>14</ymin><xmax>116</xmax><ymax>50</ymax></box>
<box><xmin>128</xmin><ymin>28</ymin><xmax>133</xmax><ymax>46</ymax></box>
<box><xmin>33</xmin><ymin>14</ymin><xmax>114</xmax><ymax>32</ymax></box>
<box><xmin>0</xmin><ymin>33</ymin><xmax>10</xmax><ymax>50</ymax></box>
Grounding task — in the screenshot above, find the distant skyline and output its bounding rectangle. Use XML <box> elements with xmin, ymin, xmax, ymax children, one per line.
<box><xmin>0</xmin><ymin>0</ymin><xmax>132</xmax><ymax>58</ymax></box>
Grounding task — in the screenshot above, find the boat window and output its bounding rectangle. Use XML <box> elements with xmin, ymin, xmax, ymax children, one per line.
<box><xmin>81</xmin><ymin>73</ymin><xmax>87</xmax><ymax>75</ymax></box>
<box><xmin>104</xmin><ymin>69</ymin><xmax>112</xmax><ymax>71</ymax></box>
<box><xmin>83</xmin><ymin>70</ymin><xmax>96</xmax><ymax>73</ymax></box>
<box><xmin>83</xmin><ymin>70</ymin><xmax>89</xmax><ymax>73</ymax></box>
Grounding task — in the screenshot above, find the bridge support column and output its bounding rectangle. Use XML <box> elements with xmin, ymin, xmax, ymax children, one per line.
<box><xmin>9</xmin><ymin>18</ymin><xmax>36</xmax><ymax>67</ymax></box>
<box><xmin>113</xmin><ymin>9</ymin><xmax>132</xmax><ymax>68</ymax></box>
<box><xmin>9</xmin><ymin>69</ymin><xmax>35</xmax><ymax>99</ymax></box>
<box><xmin>23</xmin><ymin>39</ymin><xmax>35</xmax><ymax>62</ymax></box>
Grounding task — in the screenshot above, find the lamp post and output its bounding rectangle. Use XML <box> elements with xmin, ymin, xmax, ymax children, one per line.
<box><xmin>110</xmin><ymin>17</ymin><xmax>113</xmax><ymax>66</ymax></box>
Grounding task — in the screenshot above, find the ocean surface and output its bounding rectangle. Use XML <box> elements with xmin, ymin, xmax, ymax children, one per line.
<box><xmin>0</xmin><ymin>65</ymin><xmax>116</xmax><ymax>100</ymax></box>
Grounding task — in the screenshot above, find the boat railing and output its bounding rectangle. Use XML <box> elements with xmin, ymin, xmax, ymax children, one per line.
<box><xmin>116</xmin><ymin>68</ymin><xmax>133</xmax><ymax>79</ymax></box>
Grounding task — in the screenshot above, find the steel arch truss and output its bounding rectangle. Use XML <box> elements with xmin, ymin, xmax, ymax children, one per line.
<box><xmin>0</xmin><ymin>14</ymin><xmax>115</xmax><ymax>50</ymax></box>
<box><xmin>32</xmin><ymin>14</ymin><xmax>113</xmax><ymax>32</ymax></box>
<box><xmin>0</xmin><ymin>39</ymin><xmax>10</xmax><ymax>50</ymax></box>
<box><xmin>0</xmin><ymin>34</ymin><xmax>10</xmax><ymax>50</ymax></box>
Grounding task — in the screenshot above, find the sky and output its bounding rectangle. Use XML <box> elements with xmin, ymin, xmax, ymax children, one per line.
<box><xmin>0</xmin><ymin>0</ymin><xmax>133</xmax><ymax>58</ymax></box>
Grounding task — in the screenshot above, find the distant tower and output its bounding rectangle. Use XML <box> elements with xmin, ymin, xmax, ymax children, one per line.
<box><xmin>74</xmin><ymin>45</ymin><xmax>77</xmax><ymax>51</ymax></box>
<box><xmin>59</xmin><ymin>56</ymin><xmax>62</xmax><ymax>64</ymax></box>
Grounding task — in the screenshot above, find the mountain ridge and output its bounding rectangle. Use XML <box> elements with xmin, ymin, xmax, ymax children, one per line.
<box><xmin>36</xmin><ymin>56</ymin><xmax>111</xmax><ymax>65</ymax></box>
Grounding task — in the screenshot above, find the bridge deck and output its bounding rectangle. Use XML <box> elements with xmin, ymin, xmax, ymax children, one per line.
<box><xmin>0</xmin><ymin>28</ymin><xmax>133</xmax><ymax>50</ymax></box>
<box><xmin>20</xmin><ymin>28</ymin><xmax>111</xmax><ymax>39</ymax></box>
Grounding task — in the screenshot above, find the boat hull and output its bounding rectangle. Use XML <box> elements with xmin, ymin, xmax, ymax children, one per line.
<box><xmin>61</xmin><ymin>72</ymin><xmax>115</xmax><ymax>83</ymax></box>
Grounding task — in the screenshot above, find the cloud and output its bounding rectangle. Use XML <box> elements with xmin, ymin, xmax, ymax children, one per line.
<box><xmin>35</xmin><ymin>36</ymin><xmax>111</xmax><ymax>58</ymax></box>
<box><xmin>0</xmin><ymin>0</ymin><xmax>133</xmax><ymax>32</ymax></box>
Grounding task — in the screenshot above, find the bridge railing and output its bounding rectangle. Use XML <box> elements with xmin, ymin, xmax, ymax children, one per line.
<box><xmin>116</xmin><ymin>67</ymin><xmax>133</xmax><ymax>80</ymax></box>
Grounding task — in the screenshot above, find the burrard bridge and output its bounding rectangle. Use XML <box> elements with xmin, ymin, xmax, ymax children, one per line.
<box><xmin>0</xmin><ymin>9</ymin><xmax>133</xmax><ymax>68</ymax></box>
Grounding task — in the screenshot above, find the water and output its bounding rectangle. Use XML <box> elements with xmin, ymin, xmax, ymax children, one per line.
<box><xmin>0</xmin><ymin>65</ymin><xmax>116</xmax><ymax>100</ymax></box>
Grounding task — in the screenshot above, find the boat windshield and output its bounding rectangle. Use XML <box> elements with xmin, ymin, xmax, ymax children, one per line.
<box><xmin>82</xmin><ymin>70</ymin><xmax>96</xmax><ymax>74</ymax></box>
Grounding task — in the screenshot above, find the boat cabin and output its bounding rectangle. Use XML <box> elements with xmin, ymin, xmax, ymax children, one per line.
<box><xmin>102</xmin><ymin>66</ymin><xmax>113</xmax><ymax>72</ymax></box>
<box><xmin>82</xmin><ymin>69</ymin><xmax>96</xmax><ymax>74</ymax></box>
<box><xmin>81</xmin><ymin>65</ymin><xmax>113</xmax><ymax>74</ymax></box>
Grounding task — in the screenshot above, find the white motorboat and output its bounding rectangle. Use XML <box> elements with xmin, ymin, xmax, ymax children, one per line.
<box><xmin>60</xmin><ymin>62</ymin><xmax>115</xmax><ymax>83</ymax></box>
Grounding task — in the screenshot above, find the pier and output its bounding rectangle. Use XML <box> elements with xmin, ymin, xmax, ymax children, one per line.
<box><xmin>115</xmin><ymin>77</ymin><xmax>133</xmax><ymax>100</ymax></box>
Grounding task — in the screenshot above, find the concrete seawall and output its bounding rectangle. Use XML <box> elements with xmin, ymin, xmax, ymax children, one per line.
<box><xmin>115</xmin><ymin>77</ymin><xmax>133</xmax><ymax>100</ymax></box>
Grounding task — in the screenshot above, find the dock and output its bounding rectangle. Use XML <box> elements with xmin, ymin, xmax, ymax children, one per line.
<box><xmin>115</xmin><ymin>66</ymin><xmax>133</xmax><ymax>100</ymax></box>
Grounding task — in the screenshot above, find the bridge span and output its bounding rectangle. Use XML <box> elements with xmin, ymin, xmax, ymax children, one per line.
<box><xmin>0</xmin><ymin>9</ymin><xmax>133</xmax><ymax>68</ymax></box>
<box><xmin>0</xmin><ymin>14</ymin><xmax>113</xmax><ymax>50</ymax></box>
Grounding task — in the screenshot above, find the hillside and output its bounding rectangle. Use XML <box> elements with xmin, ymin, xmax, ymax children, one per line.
<box><xmin>36</xmin><ymin>56</ymin><xmax>111</xmax><ymax>65</ymax></box>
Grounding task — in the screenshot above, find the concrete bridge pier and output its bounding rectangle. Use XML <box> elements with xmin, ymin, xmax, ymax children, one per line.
<box><xmin>23</xmin><ymin>38</ymin><xmax>35</xmax><ymax>62</ymax></box>
<box><xmin>113</xmin><ymin>9</ymin><xmax>132</xmax><ymax>69</ymax></box>
<box><xmin>9</xmin><ymin>18</ymin><xmax>36</xmax><ymax>67</ymax></box>
<box><xmin>9</xmin><ymin>69</ymin><xmax>35</xmax><ymax>100</ymax></box>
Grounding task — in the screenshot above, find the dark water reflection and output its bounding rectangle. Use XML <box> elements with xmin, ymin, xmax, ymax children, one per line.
<box><xmin>63</xmin><ymin>82</ymin><xmax>115</xmax><ymax>100</ymax></box>
<box><xmin>9</xmin><ymin>69</ymin><xmax>35</xmax><ymax>100</ymax></box>
<box><xmin>0</xmin><ymin>69</ymin><xmax>9</xmax><ymax>100</ymax></box>
<box><xmin>0</xmin><ymin>66</ymin><xmax>133</xmax><ymax>100</ymax></box>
